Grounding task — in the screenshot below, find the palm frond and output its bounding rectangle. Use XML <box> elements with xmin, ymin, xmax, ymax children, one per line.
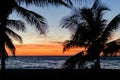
<box><xmin>63</xmin><ymin>40</ymin><xmax>79</xmax><ymax>52</ymax></box>
<box><xmin>73</xmin><ymin>23</ymin><xmax>90</xmax><ymax>40</ymax></box>
<box><xmin>15</xmin><ymin>5</ymin><xmax>48</xmax><ymax>34</ymax></box>
<box><xmin>5</xmin><ymin>34</ymin><xmax>15</xmax><ymax>56</ymax></box>
<box><xmin>100</xmin><ymin>14</ymin><xmax>120</xmax><ymax>43</ymax></box>
<box><xmin>62</xmin><ymin>51</ymin><xmax>94</xmax><ymax>69</ymax></box>
<box><xmin>7</xmin><ymin>19</ymin><xmax>26</xmax><ymax>32</ymax></box>
<box><xmin>62</xmin><ymin>51</ymin><xmax>85</xmax><ymax>69</ymax></box>
<box><xmin>16</xmin><ymin>0</ymin><xmax>72</xmax><ymax>8</ymax></box>
<box><xmin>103</xmin><ymin>41</ymin><xmax>120</xmax><ymax>56</ymax></box>
<box><xmin>92</xmin><ymin>8</ymin><xmax>108</xmax><ymax>40</ymax></box>
<box><xmin>5</xmin><ymin>28</ymin><xmax>22</xmax><ymax>43</ymax></box>
<box><xmin>92</xmin><ymin>0</ymin><xmax>103</xmax><ymax>9</ymax></box>
<box><xmin>63</xmin><ymin>39</ymin><xmax>89</xmax><ymax>52</ymax></box>
<box><xmin>81</xmin><ymin>7</ymin><xmax>94</xmax><ymax>28</ymax></box>
<box><xmin>60</xmin><ymin>15</ymin><xmax>79</xmax><ymax>29</ymax></box>
<box><xmin>92</xmin><ymin>1</ymin><xmax>110</xmax><ymax>23</ymax></box>
<box><xmin>60</xmin><ymin>10</ymin><xmax>90</xmax><ymax>35</ymax></box>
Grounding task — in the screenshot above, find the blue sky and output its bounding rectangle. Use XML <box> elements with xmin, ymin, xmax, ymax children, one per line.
<box><xmin>9</xmin><ymin>0</ymin><xmax>120</xmax><ymax>45</ymax></box>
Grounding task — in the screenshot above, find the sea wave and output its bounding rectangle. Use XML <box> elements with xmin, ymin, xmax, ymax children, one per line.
<box><xmin>0</xmin><ymin>56</ymin><xmax>120</xmax><ymax>69</ymax></box>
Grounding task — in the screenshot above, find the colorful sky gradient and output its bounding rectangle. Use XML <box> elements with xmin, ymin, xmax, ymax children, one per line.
<box><xmin>9</xmin><ymin>0</ymin><xmax>120</xmax><ymax>56</ymax></box>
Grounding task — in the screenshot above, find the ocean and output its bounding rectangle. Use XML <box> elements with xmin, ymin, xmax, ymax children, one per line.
<box><xmin>1</xmin><ymin>56</ymin><xmax>120</xmax><ymax>69</ymax></box>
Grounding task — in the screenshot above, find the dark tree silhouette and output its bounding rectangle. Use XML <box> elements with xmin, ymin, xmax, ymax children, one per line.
<box><xmin>103</xmin><ymin>39</ymin><xmax>120</xmax><ymax>56</ymax></box>
<box><xmin>60</xmin><ymin>0</ymin><xmax>120</xmax><ymax>69</ymax></box>
<box><xmin>0</xmin><ymin>0</ymin><xmax>76</xmax><ymax>70</ymax></box>
<box><xmin>0</xmin><ymin>20</ymin><xmax>25</xmax><ymax>70</ymax></box>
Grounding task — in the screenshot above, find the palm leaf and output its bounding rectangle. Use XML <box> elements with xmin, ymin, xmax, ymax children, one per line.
<box><xmin>92</xmin><ymin>7</ymin><xmax>109</xmax><ymax>40</ymax></box>
<box><xmin>62</xmin><ymin>51</ymin><xmax>84</xmax><ymax>69</ymax></box>
<box><xmin>60</xmin><ymin>15</ymin><xmax>79</xmax><ymax>29</ymax></box>
<box><xmin>16</xmin><ymin>0</ymin><xmax>72</xmax><ymax>8</ymax></box>
<box><xmin>5</xmin><ymin>34</ymin><xmax>16</xmax><ymax>56</ymax></box>
<box><xmin>100</xmin><ymin>14</ymin><xmax>120</xmax><ymax>43</ymax></box>
<box><xmin>63</xmin><ymin>39</ymin><xmax>89</xmax><ymax>52</ymax></box>
<box><xmin>80</xmin><ymin>8</ymin><xmax>94</xmax><ymax>27</ymax></box>
<box><xmin>7</xmin><ymin>19</ymin><xmax>26</xmax><ymax>32</ymax></box>
<box><xmin>103</xmin><ymin>40</ymin><xmax>120</xmax><ymax>56</ymax></box>
<box><xmin>63</xmin><ymin>40</ymin><xmax>79</xmax><ymax>52</ymax></box>
<box><xmin>62</xmin><ymin>51</ymin><xmax>93</xmax><ymax>69</ymax></box>
<box><xmin>63</xmin><ymin>22</ymin><xmax>91</xmax><ymax>52</ymax></box>
<box><xmin>15</xmin><ymin>5</ymin><xmax>48</xmax><ymax>34</ymax></box>
<box><xmin>92</xmin><ymin>0</ymin><xmax>103</xmax><ymax>10</ymax></box>
<box><xmin>5</xmin><ymin>28</ymin><xmax>23</xmax><ymax>43</ymax></box>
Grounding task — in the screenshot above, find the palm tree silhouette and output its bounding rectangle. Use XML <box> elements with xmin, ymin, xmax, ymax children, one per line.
<box><xmin>0</xmin><ymin>0</ymin><xmax>75</xmax><ymax>70</ymax></box>
<box><xmin>60</xmin><ymin>0</ymin><xmax>120</xmax><ymax>69</ymax></box>
<box><xmin>0</xmin><ymin>19</ymin><xmax>25</xmax><ymax>70</ymax></box>
<box><xmin>103</xmin><ymin>39</ymin><xmax>120</xmax><ymax>56</ymax></box>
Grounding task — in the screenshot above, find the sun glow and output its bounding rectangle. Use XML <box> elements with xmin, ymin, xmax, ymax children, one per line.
<box><xmin>7</xmin><ymin>43</ymin><xmax>83</xmax><ymax>56</ymax></box>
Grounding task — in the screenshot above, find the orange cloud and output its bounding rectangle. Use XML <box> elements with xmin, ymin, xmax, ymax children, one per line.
<box><xmin>8</xmin><ymin>43</ymin><xmax>83</xmax><ymax>56</ymax></box>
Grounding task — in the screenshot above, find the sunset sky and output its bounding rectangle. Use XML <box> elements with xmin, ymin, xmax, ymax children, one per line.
<box><xmin>8</xmin><ymin>0</ymin><xmax>120</xmax><ymax>56</ymax></box>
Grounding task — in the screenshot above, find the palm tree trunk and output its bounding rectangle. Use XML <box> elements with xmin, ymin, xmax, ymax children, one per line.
<box><xmin>1</xmin><ymin>48</ymin><xmax>5</xmax><ymax>70</ymax></box>
<box><xmin>0</xmin><ymin>3</ymin><xmax>13</xmax><ymax>70</ymax></box>
<box><xmin>0</xmin><ymin>31</ymin><xmax>6</xmax><ymax>70</ymax></box>
<box><xmin>0</xmin><ymin>18</ymin><xmax>8</xmax><ymax>70</ymax></box>
<box><xmin>0</xmin><ymin>30</ymin><xmax>6</xmax><ymax>70</ymax></box>
<box><xmin>94</xmin><ymin>55</ymin><xmax>101</xmax><ymax>70</ymax></box>
<box><xmin>87</xmin><ymin>41</ymin><xmax>103</xmax><ymax>69</ymax></box>
<box><xmin>1</xmin><ymin>57</ymin><xmax>5</xmax><ymax>70</ymax></box>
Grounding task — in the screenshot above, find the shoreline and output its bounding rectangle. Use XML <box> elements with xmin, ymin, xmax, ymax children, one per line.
<box><xmin>0</xmin><ymin>69</ymin><xmax>120</xmax><ymax>79</ymax></box>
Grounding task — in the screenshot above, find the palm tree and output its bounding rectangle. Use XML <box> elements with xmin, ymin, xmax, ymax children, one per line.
<box><xmin>0</xmin><ymin>0</ymin><xmax>74</xmax><ymax>70</ymax></box>
<box><xmin>0</xmin><ymin>0</ymin><xmax>86</xmax><ymax>70</ymax></box>
<box><xmin>0</xmin><ymin>19</ymin><xmax>25</xmax><ymax>70</ymax></box>
<box><xmin>60</xmin><ymin>0</ymin><xmax>120</xmax><ymax>69</ymax></box>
